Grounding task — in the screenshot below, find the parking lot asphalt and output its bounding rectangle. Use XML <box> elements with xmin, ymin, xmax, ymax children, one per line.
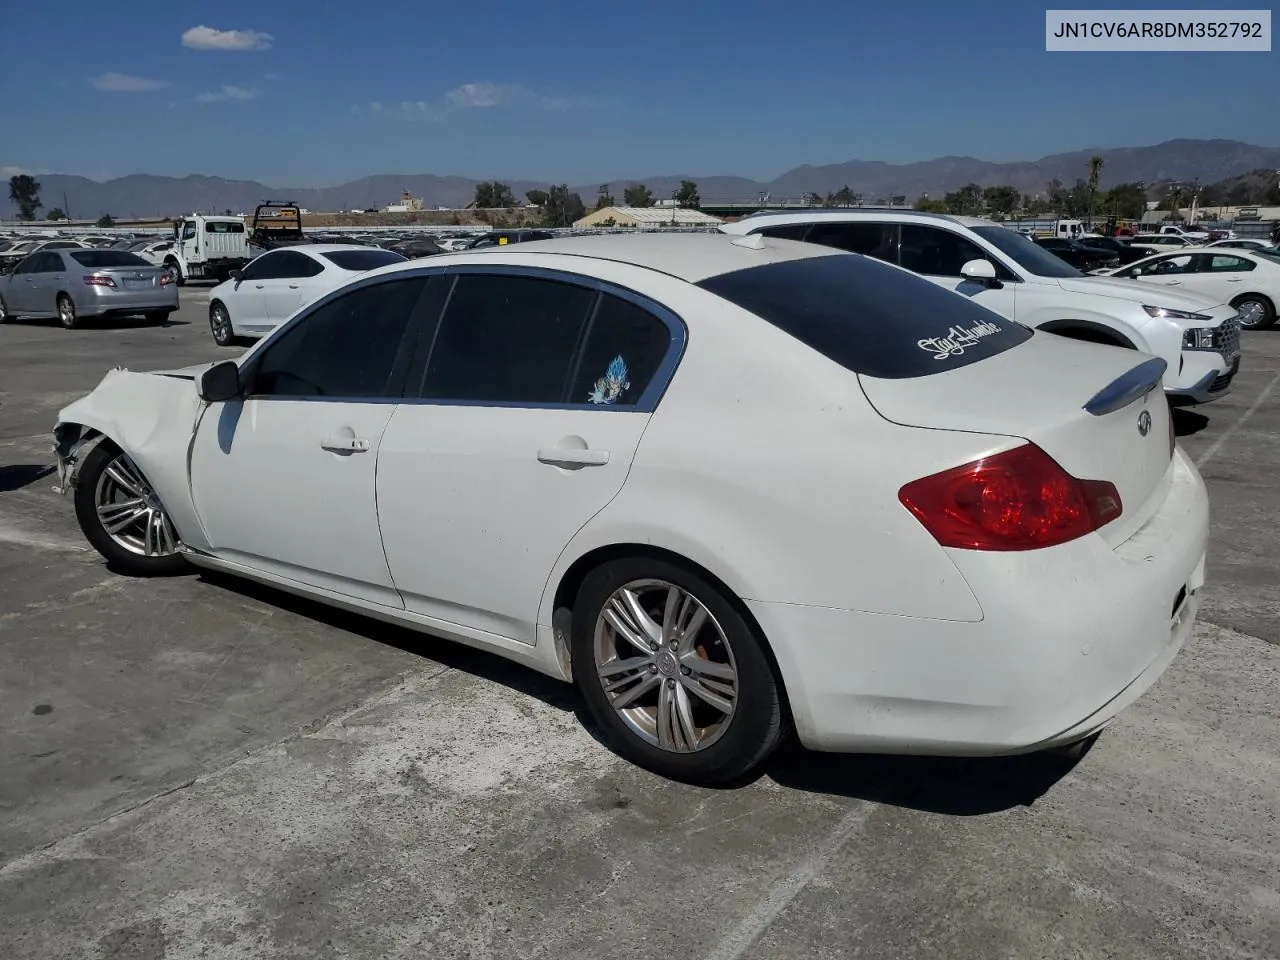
<box><xmin>1</xmin><ymin>289</ymin><xmax>1278</xmax><ymax>960</ymax></box>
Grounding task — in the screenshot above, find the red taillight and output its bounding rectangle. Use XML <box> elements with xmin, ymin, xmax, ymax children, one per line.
<box><xmin>898</xmin><ymin>443</ymin><xmax>1122</xmax><ymax>551</ymax></box>
<box><xmin>83</xmin><ymin>275</ymin><xmax>115</xmax><ymax>287</ymax></box>
<box><xmin>159</xmin><ymin>271</ymin><xmax>175</xmax><ymax>286</ymax></box>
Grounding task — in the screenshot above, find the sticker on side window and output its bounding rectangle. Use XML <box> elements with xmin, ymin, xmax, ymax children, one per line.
<box><xmin>917</xmin><ymin>320</ymin><xmax>1004</xmax><ymax>360</ymax></box>
<box><xmin>587</xmin><ymin>355</ymin><xmax>631</xmax><ymax>404</ymax></box>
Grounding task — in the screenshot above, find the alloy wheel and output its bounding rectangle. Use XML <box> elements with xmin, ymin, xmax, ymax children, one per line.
<box><xmin>58</xmin><ymin>296</ymin><xmax>76</xmax><ymax>329</ymax></box>
<box><xmin>210</xmin><ymin>303</ymin><xmax>233</xmax><ymax>344</ymax></box>
<box><xmin>93</xmin><ymin>452</ymin><xmax>180</xmax><ymax>557</ymax></box>
<box><xmin>1236</xmin><ymin>299</ymin><xmax>1265</xmax><ymax>329</ymax></box>
<box><xmin>592</xmin><ymin>578</ymin><xmax>739</xmax><ymax>753</ymax></box>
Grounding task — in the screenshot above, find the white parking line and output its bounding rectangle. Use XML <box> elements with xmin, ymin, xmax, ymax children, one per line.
<box><xmin>1196</xmin><ymin>367</ymin><xmax>1280</xmax><ymax>469</ymax></box>
<box><xmin>704</xmin><ymin>801</ymin><xmax>876</xmax><ymax>960</ymax></box>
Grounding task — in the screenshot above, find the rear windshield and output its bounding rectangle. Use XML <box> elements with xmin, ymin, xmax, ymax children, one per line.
<box><xmin>320</xmin><ymin>249</ymin><xmax>408</xmax><ymax>271</ymax></box>
<box><xmin>206</xmin><ymin>221</ymin><xmax>245</xmax><ymax>233</ymax></box>
<box><xmin>697</xmin><ymin>254</ymin><xmax>1032</xmax><ymax>379</ymax></box>
<box><xmin>69</xmin><ymin>250</ymin><xmax>150</xmax><ymax>268</ymax></box>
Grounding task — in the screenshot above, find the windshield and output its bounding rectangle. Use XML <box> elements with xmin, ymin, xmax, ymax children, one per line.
<box><xmin>971</xmin><ymin>226</ymin><xmax>1083</xmax><ymax>278</ymax></box>
<box><xmin>320</xmin><ymin>249</ymin><xmax>408</xmax><ymax>271</ymax></box>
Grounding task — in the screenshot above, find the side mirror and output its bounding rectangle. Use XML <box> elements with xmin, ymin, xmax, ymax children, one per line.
<box><xmin>197</xmin><ymin>360</ymin><xmax>243</xmax><ymax>403</ymax></box>
<box><xmin>960</xmin><ymin>258</ymin><xmax>1000</xmax><ymax>287</ymax></box>
<box><xmin>229</xmin><ymin>269</ymin><xmax>243</xmax><ymax>281</ymax></box>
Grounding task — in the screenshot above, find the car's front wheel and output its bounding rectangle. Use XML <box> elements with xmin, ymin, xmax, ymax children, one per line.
<box><xmin>572</xmin><ymin>557</ymin><xmax>786</xmax><ymax>785</ymax></box>
<box><xmin>73</xmin><ymin>441</ymin><xmax>187</xmax><ymax>576</ymax></box>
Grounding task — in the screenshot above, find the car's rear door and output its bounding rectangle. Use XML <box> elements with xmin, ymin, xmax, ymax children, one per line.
<box><xmin>188</xmin><ymin>274</ymin><xmax>432</xmax><ymax>606</ymax></box>
<box><xmin>375</xmin><ymin>268</ymin><xmax>683</xmax><ymax>643</ymax></box>
<box><xmin>260</xmin><ymin>250</ymin><xmax>322</xmax><ymax>326</ymax></box>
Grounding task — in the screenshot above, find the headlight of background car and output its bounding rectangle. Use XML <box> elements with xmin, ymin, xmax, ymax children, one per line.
<box><xmin>1144</xmin><ymin>304</ymin><xmax>1213</xmax><ymax>322</ymax></box>
<box><xmin>1182</xmin><ymin>328</ymin><xmax>1216</xmax><ymax>350</ymax></box>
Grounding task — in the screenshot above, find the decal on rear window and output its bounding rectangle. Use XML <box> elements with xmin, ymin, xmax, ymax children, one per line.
<box><xmin>587</xmin><ymin>355</ymin><xmax>631</xmax><ymax>404</ymax></box>
<box><xmin>918</xmin><ymin>320</ymin><xmax>1004</xmax><ymax>360</ymax></box>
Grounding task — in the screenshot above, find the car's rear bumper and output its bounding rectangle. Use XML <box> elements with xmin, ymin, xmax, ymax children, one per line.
<box><xmin>79</xmin><ymin>286</ymin><xmax>179</xmax><ymax>317</ymax></box>
<box><xmin>750</xmin><ymin>446</ymin><xmax>1209</xmax><ymax>755</ymax></box>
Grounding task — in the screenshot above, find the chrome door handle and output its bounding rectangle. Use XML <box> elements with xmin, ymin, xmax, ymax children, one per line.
<box><xmin>537</xmin><ymin>447</ymin><xmax>609</xmax><ymax>466</ymax></box>
<box><xmin>321</xmin><ymin>436</ymin><xmax>370</xmax><ymax>453</ymax></box>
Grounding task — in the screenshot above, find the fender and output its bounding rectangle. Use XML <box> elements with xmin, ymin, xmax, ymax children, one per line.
<box><xmin>53</xmin><ymin>366</ymin><xmax>214</xmax><ymax>552</ymax></box>
<box><xmin>1037</xmin><ymin>317</ymin><xmax>1140</xmax><ymax>350</ymax></box>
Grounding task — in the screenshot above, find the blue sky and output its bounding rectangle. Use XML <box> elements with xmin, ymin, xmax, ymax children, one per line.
<box><xmin>1</xmin><ymin>0</ymin><xmax>1276</xmax><ymax>187</ymax></box>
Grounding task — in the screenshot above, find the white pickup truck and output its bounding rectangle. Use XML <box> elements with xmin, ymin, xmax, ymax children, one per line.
<box><xmin>164</xmin><ymin>215</ymin><xmax>252</xmax><ymax>284</ymax></box>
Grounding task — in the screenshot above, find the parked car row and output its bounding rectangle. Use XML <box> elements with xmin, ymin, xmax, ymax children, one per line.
<box><xmin>53</xmin><ymin>231</ymin><xmax>1213</xmax><ymax>785</ymax></box>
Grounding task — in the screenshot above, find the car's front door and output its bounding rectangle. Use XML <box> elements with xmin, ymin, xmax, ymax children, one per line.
<box><xmin>224</xmin><ymin>252</ymin><xmax>278</xmax><ymax>335</ymax></box>
<box><xmin>188</xmin><ymin>275</ymin><xmax>431</xmax><ymax>606</ymax></box>
<box><xmin>375</xmin><ymin>270</ymin><xmax>682</xmax><ymax>643</ymax></box>
<box><xmin>259</xmin><ymin>250</ymin><xmax>322</xmax><ymax>327</ymax></box>
<box><xmin>897</xmin><ymin>224</ymin><xmax>1020</xmax><ymax>318</ymax></box>
<box><xmin>1124</xmin><ymin>253</ymin><xmax>1196</xmax><ymax>288</ymax></box>
<box><xmin>5</xmin><ymin>254</ymin><xmax>43</xmax><ymax>312</ymax></box>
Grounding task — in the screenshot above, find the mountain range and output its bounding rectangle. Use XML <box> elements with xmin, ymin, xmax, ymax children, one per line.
<box><xmin>7</xmin><ymin>139</ymin><xmax>1280</xmax><ymax>220</ymax></box>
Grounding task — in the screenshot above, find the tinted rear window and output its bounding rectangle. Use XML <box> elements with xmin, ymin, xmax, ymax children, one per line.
<box><xmin>69</xmin><ymin>250</ymin><xmax>150</xmax><ymax>268</ymax></box>
<box><xmin>320</xmin><ymin>249</ymin><xmax>409</xmax><ymax>271</ymax></box>
<box><xmin>696</xmin><ymin>255</ymin><xmax>1032</xmax><ymax>379</ymax></box>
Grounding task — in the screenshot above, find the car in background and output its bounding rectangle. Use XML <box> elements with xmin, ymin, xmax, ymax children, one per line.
<box><xmin>389</xmin><ymin>237</ymin><xmax>444</xmax><ymax>259</ymax></box>
<box><xmin>464</xmin><ymin>229</ymin><xmax>555</xmax><ymax>249</ymax></box>
<box><xmin>1204</xmin><ymin>238</ymin><xmax>1280</xmax><ymax>254</ymax></box>
<box><xmin>206</xmin><ymin>244</ymin><xmax>408</xmax><ymax>345</ymax></box>
<box><xmin>0</xmin><ymin>238</ymin><xmax>87</xmax><ymax>272</ymax></box>
<box><xmin>1071</xmin><ymin>235</ymin><xmax>1160</xmax><ymax>265</ymax></box>
<box><xmin>721</xmin><ymin>210</ymin><xmax>1241</xmax><ymax>405</ymax></box>
<box><xmin>1129</xmin><ymin>233</ymin><xmax>1203</xmax><ymax>253</ymax></box>
<box><xmin>126</xmin><ymin>239</ymin><xmax>177</xmax><ymax>266</ymax></box>
<box><xmin>52</xmin><ymin>233</ymin><xmax>1208</xmax><ymax>785</ymax></box>
<box><xmin>1095</xmin><ymin>247</ymin><xmax>1280</xmax><ymax>329</ymax></box>
<box><xmin>0</xmin><ymin>248</ymin><xmax>177</xmax><ymax>328</ymax></box>
<box><xmin>1034</xmin><ymin>237</ymin><xmax>1120</xmax><ymax>271</ymax></box>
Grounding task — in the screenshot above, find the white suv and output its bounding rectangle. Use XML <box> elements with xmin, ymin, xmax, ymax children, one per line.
<box><xmin>720</xmin><ymin>211</ymin><xmax>1241</xmax><ymax>405</ymax></box>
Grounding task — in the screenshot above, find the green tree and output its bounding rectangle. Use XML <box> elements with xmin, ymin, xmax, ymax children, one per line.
<box><xmin>806</xmin><ymin>192</ymin><xmax>823</xmax><ymax>206</ymax></box>
<box><xmin>943</xmin><ymin>182</ymin><xmax>983</xmax><ymax>215</ymax></box>
<box><xmin>833</xmin><ymin>185</ymin><xmax>855</xmax><ymax>207</ymax></box>
<box><xmin>46</xmin><ymin>207</ymin><xmax>67</xmax><ymax>221</ymax></box>
<box><xmin>623</xmin><ymin>183</ymin><xmax>654</xmax><ymax>207</ymax></box>
<box><xmin>595</xmin><ymin>184</ymin><xmax>614</xmax><ymax>211</ymax></box>
<box><xmin>672</xmin><ymin>179</ymin><xmax>700</xmax><ymax>209</ymax></box>
<box><xmin>96</xmin><ymin>214</ymin><xmax>116</xmax><ymax>227</ymax></box>
<box><xmin>542</xmin><ymin>184</ymin><xmax>586</xmax><ymax>227</ymax></box>
<box><xmin>8</xmin><ymin>174</ymin><xmax>42</xmax><ymax>221</ymax></box>
<box><xmin>525</xmin><ymin>189</ymin><xmax>549</xmax><ymax>207</ymax></box>
<box><xmin>1267</xmin><ymin>180</ymin><xmax>1280</xmax><ymax>205</ymax></box>
<box><xmin>473</xmin><ymin>181</ymin><xmax>516</xmax><ymax>208</ymax></box>
<box><xmin>915</xmin><ymin>194</ymin><xmax>948</xmax><ymax>212</ymax></box>
<box><xmin>982</xmin><ymin>185</ymin><xmax>1019</xmax><ymax>218</ymax></box>
<box><xmin>1102</xmin><ymin>182</ymin><xmax>1147</xmax><ymax>220</ymax></box>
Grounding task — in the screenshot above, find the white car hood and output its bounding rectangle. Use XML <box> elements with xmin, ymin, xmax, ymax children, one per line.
<box><xmin>1054</xmin><ymin>275</ymin><xmax>1223</xmax><ymax>311</ymax></box>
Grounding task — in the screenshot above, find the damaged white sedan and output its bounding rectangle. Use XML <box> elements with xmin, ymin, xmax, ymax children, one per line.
<box><xmin>53</xmin><ymin>234</ymin><xmax>1209</xmax><ymax>785</ymax></box>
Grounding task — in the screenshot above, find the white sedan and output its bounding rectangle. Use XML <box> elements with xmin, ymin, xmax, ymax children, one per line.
<box><xmin>1205</xmin><ymin>238</ymin><xmax>1280</xmax><ymax>254</ymax></box>
<box><xmin>1097</xmin><ymin>247</ymin><xmax>1280</xmax><ymax>329</ymax></box>
<box><xmin>206</xmin><ymin>244</ymin><xmax>407</xmax><ymax>345</ymax></box>
<box><xmin>51</xmin><ymin>233</ymin><xmax>1208</xmax><ymax>784</ymax></box>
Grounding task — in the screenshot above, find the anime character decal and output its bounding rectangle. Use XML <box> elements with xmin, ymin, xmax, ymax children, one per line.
<box><xmin>587</xmin><ymin>355</ymin><xmax>631</xmax><ymax>405</ymax></box>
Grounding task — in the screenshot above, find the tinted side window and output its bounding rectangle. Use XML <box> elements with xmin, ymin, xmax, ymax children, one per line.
<box><xmin>1206</xmin><ymin>255</ymin><xmax>1253</xmax><ymax>272</ymax></box>
<box><xmin>570</xmin><ymin>294</ymin><xmax>673</xmax><ymax>406</ymax></box>
<box><xmin>420</xmin><ymin>275</ymin><xmax>595</xmax><ymax>404</ymax></box>
<box><xmin>757</xmin><ymin>224</ymin><xmax>811</xmax><ymax>241</ymax></box>
<box><xmin>804</xmin><ymin>222</ymin><xmax>900</xmax><ymax>264</ymax></box>
<box><xmin>272</xmin><ymin>251</ymin><xmax>324</xmax><ymax>278</ymax></box>
<box><xmin>239</xmin><ymin>253</ymin><xmax>278</xmax><ymax>281</ymax></box>
<box><xmin>249</xmin><ymin>277</ymin><xmax>427</xmax><ymax>398</ymax></box>
<box><xmin>900</xmin><ymin>225</ymin><xmax>997</xmax><ymax>277</ymax></box>
<box><xmin>34</xmin><ymin>253</ymin><xmax>62</xmax><ymax>272</ymax></box>
<box><xmin>12</xmin><ymin>256</ymin><xmax>39</xmax><ymax>275</ymax></box>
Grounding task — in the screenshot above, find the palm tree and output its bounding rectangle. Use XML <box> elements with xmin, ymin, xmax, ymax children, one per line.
<box><xmin>1087</xmin><ymin>155</ymin><xmax>1104</xmax><ymax>229</ymax></box>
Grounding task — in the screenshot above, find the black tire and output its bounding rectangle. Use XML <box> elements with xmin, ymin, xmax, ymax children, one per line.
<box><xmin>73</xmin><ymin>440</ymin><xmax>188</xmax><ymax>577</ymax></box>
<box><xmin>145</xmin><ymin>310</ymin><xmax>171</xmax><ymax>325</ymax></box>
<box><xmin>1231</xmin><ymin>294</ymin><xmax>1276</xmax><ymax>330</ymax></box>
<box><xmin>571</xmin><ymin>556</ymin><xmax>786</xmax><ymax>785</ymax></box>
<box><xmin>164</xmin><ymin>261</ymin><xmax>185</xmax><ymax>286</ymax></box>
<box><xmin>56</xmin><ymin>294</ymin><xmax>79</xmax><ymax>329</ymax></box>
<box><xmin>0</xmin><ymin>293</ymin><xmax>10</xmax><ymax>323</ymax></box>
<box><xmin>209</xmin><ymin>301</ymin><xmax>239</xmax><ymax>346</ymax></box>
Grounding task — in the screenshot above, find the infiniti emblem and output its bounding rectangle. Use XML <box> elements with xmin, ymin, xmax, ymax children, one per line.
<box><xmin>1137</xmin><ymin>410</ymin><xmax>1152</xmax><ymax>436</ymax></box>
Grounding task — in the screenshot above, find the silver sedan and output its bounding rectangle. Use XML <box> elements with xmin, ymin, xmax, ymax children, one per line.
<box><xmin>0</xmin><ymin>249</ymin><xmax>178</xmax><ymax>329</ymax></box>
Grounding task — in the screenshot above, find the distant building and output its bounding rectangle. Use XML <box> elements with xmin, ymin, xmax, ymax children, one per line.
<box><xmin>574</xmin><ymin>206</ymin><xmax>724</xmax><ymax>229</ymax></box>
<box><xmin>383</xmin><ymin>190</ymin><xmax>424</xmax><ymax>213</ymax></box>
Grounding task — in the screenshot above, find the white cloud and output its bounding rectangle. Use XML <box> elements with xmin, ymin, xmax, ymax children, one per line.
<box><xmin>196</xmin><ymin>85</ymin><xmax>258</xmax><ymax>102</ymax></box>
<box><xmin>1</xmin><ymin>165</ymin><xmax>43</xmax><ymax>178</ymax></box>
<box><xmin>182</xmin><ymin>25</ymin><xmax>273</xmax><ymax>51</ymax></box>
<box><xmin>91</xmin><ymin>72</ymin><xmax>169</xmax><ymax>93</ymax></box>
<box><xmin>367</xmin><ymin>82</ymin><xmax>604</xmax><ymax>122</ymax></box>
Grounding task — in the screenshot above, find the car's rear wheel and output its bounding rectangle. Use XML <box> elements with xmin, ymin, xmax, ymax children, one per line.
<box><xmin>73</xmin><ymin>441</ymin><xmax>187</xmax><ymax>576</ymax></box>
<box><xmin>1231</xmin><ymin>294</ymin><xmax>1276</xmax><ymax>330</ymax></box>
<box><xmin>209</xmin><ymin>301</ymin><xmax>238</xmax><ymax>346</ymax></box>
<box><xmin>57</xmin><ymin>294</ymin><xmax>79</xmax><ymax>329</ymax></box>
<box><xmin>0</xmin><ymin>293</ymin><xmax>10</xmax><ymax>323</ymax></box>
<box><xmin>572</xmin><ymin>557</ymin><xmax>786</xmax><ymax>785</ymax></box>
